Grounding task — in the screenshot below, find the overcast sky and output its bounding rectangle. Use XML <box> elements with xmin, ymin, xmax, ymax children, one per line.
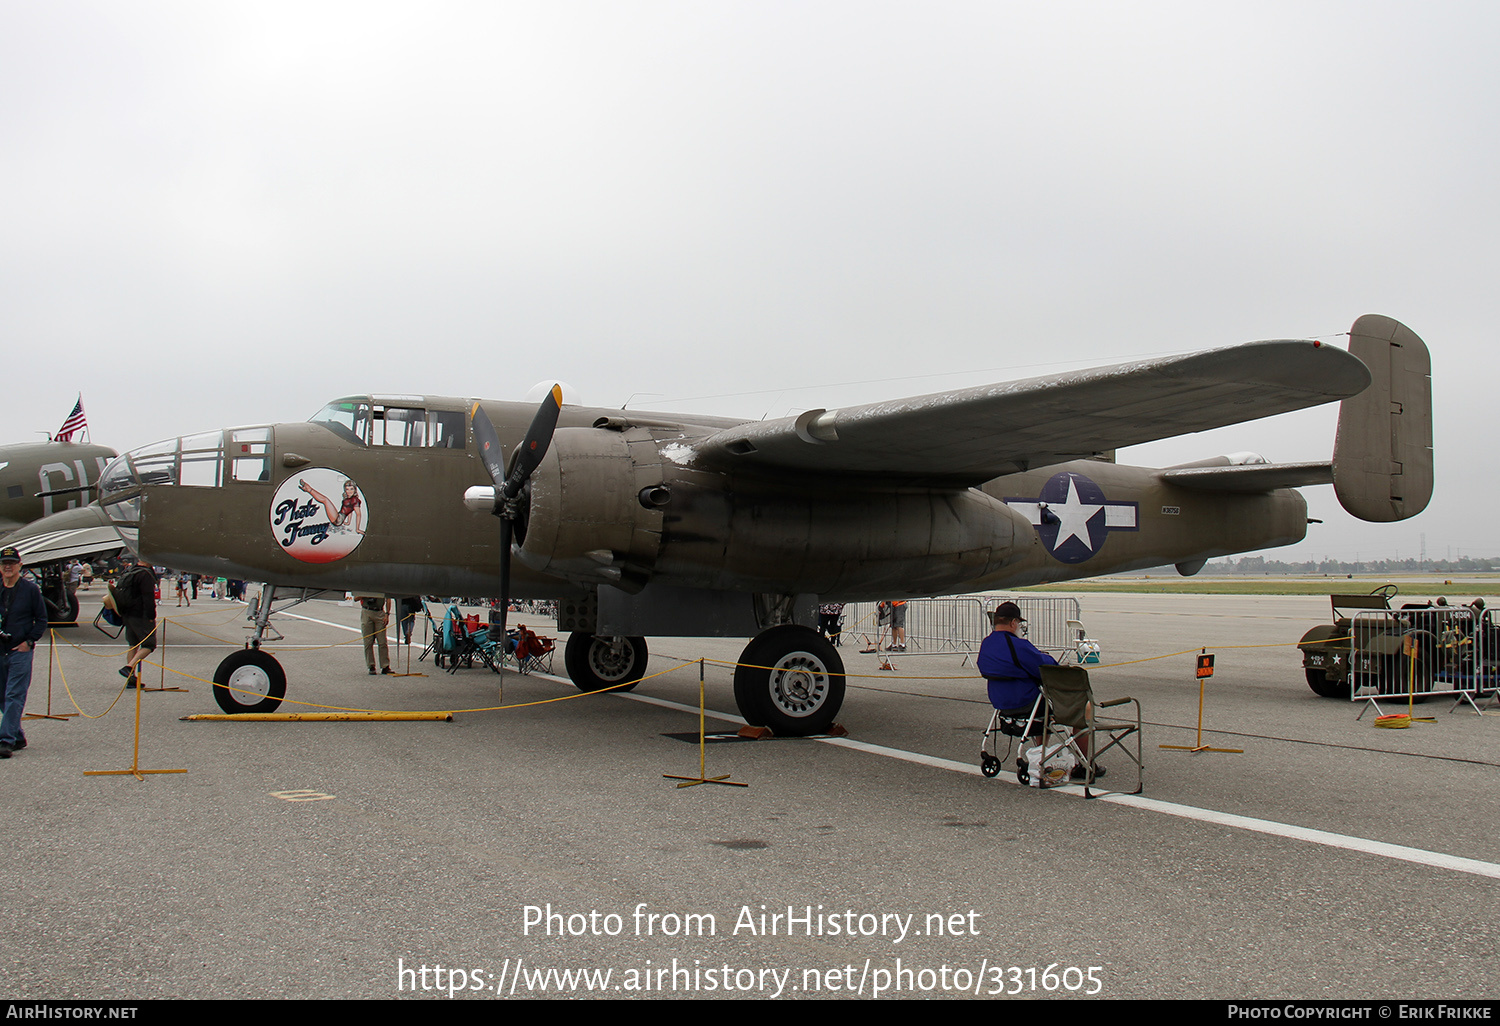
<box><xmin>3</xmin><ymin>1</ymin><xmax>1494</xmax><ymax>564</ymax></box>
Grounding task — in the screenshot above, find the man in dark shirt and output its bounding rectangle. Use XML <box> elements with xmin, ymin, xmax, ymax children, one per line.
<box><xmin>977</xmin><ymin>601</ymin><xmax>1056</xmax><ymax>713</ymax></box>
<box><xmin>1</xmin><ymin>546</ymin><xmax>48</xmax><ymax>757</ymax></box>
<box><xmin>117</xmin><ymin>556</ymin><xmax>158</xmax><ymax>686</ymax></box>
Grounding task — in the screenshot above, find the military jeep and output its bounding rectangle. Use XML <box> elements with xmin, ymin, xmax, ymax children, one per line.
<box><xmin>1300</xmin><ymin>586</ymin><xmax>1496</xmax><ymax>699</ymax></box>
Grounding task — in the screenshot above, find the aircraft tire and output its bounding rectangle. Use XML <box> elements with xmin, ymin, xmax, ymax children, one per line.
<box><xmin>212</xmin><ymin>649</ymin><xmax>287</xmax><ymax>714</ymax></box>
<box><xmin>732</xmin><ymin>625</ymin><xmax>844</xmax><ymax>737</ymax></box>
<box><xmin>1305</xmin><ymin>668</ymin><xmax>1349</xmax><ymax>699</ymax></box>
<box><xmin>564</xmin><ymin>633</ymin><xmax>646</xmax><ymax>693</ymax></box>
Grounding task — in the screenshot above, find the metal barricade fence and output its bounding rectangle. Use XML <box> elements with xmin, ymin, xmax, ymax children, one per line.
<box><xmin>825</xmin><ymin>595</ymin><xmax>1088</xmax><ymax>664</ymax></box>
<box><xmin>1348</xmin><ymin>605</ymin><xmax>1498</xmax><ymax>708</ymax></box>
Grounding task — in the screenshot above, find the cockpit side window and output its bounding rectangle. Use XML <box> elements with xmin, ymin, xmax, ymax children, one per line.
<box><xmin>427</xmin><ymin>410</ymin><xmax>466</xmax><ymax>450</ymax></box>
<box><xmin>179</xmin><ymin>431</ymin><xmax>224</xmax><ymax>487</ymax></box>
<box><xmin>310</xmin><ymin>401</ymin><xmax>370</xmax><ymax>446</ymax></box>
<box><xmin>371</xmin><ymin>407</ymin><xmax>426</xmax><ymax>447</ymax></box>
<box><xmin>229</xmin><ymin>428</ymin><xmax>272</xmax><ymax>482</ymax></box>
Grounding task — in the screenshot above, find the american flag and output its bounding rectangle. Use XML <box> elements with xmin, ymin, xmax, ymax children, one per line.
<box><xmin>56</xmin><ymin>397</ymin><xmax>88</xmax><ymax>443</ymax></box>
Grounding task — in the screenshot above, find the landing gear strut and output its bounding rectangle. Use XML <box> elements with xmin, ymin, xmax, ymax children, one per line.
<box><xmin>209</xmin><ymin>585</ymin><xmax>333</xmax><ymax>714</ymax></box>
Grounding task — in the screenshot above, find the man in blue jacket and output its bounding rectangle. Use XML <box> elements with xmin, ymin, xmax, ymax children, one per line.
<box><xmin>0</xmin><ymin>546</ymin><xmax>49</xmax><ymax>758</ymax></box>
<box><xmin>977</xmin><ymin>601</ymin><xmax>1055</xmax><ymax>714</ymax></box>
<box><xmin>977</xmin><ymin>600</ymin><xmax>1102</xmax><ymax>781</ymax></box>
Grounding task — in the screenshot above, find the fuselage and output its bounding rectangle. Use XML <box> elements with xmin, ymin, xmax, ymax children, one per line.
<box><xmin>97</xmin><ymin>394</ymin><xmax>1307</xmax><ymax>601</ymax></box>
<box><xmin>0</xmin><ymin>440</ymin><xmax>118</xmax><ymax>537</ymax></box>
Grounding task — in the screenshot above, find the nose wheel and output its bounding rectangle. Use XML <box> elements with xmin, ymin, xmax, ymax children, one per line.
<box><xmin>212</xmin><ymin>648</ymin><xmax>287</xmax><ymax>714</ymax></box>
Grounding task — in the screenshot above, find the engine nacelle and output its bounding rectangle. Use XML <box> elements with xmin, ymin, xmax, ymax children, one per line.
<box><xmin>514</xmin><ymin>424</ymin><xmax>665</xmax><ymax>592</ymax></box>
<box><xmin>515</xmin><ymin>422</ymin><xmax>1036</xmax><ymax>599</ymax></box>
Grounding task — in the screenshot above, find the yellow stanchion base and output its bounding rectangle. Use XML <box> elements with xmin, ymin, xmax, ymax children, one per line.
<box><xmin>84</xmin><ymin>768</ymin><xmax>187</xmax><ymax>779</ymax></box>
<box><xmin>664</xmin><ymin>773</ymin><xmax>749</xmax><ymax>789</ymax></box>
<box><xmin>182</xmin><ymin>712</ymin><xmax>454</xmax><ymax>721</ymax></box>
<box><xmin>1160</xmin><ymin>744</ymin><xmax>1244</xmax><ymax>753</ymax></box>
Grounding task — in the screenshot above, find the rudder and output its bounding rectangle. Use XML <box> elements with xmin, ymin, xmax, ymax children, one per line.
<box><xmin>1332</xmin><ymin>314</ymin><xmax>1433</xmax><ymax>522</ymax></box>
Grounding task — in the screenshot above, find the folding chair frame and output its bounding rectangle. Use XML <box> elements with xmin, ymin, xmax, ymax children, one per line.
<box><xmin>1039</xmin><ymin>664</ymin><xmax>1143</xmax><ymax>798</ymax></box>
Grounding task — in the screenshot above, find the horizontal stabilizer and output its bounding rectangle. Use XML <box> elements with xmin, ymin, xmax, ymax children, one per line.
<box><xmin>1332</xmin><ymin>315</ymin><xmax>1433</xmax><ymax>522</ymax></box>
<box><xmin>1162</xmin><ymin>461</ymin><xmax>1333</xmax><ymax>492</ymax></box>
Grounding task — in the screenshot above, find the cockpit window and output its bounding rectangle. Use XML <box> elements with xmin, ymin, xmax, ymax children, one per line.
<box><xmin>371</xmin><ymin>406</ymin><xmax>425</xmax><ymax>447</ymax></box>
<box><xmin>310</xmin><ymin>401</ymin><xmax>370</xmax><ymax>446</ymax></box>
<box><xmin>428</xmin><ymin>410</ymin><xmax>466</xmax><ymax>449</ymax></box>
<box><xmin>179</xmin><ymin>431</ymin><xmax>224</xmax><ymax>488</ymax></box>
<box><xmin>230</xmin><ymin>428</ymin><xmax>271</xmax><ymax>482</ymax></box>
<box><xmin>309</xmin><ymin>398</ymin><xmax>466</xmax><ymax>450</ymax></box>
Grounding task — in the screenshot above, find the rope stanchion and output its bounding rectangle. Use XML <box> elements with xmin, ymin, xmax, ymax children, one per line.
<box><xmin>665</xmin><ymin>658</ymin><xmax>747</xmax><ymax>789</ymax></box>
<box><xmin>1159</xmin><ymin>650</ymin><xmax>1242</xmax><ymax>756</ymax></box>
<box><xmin>25</xmin><ymin>628</ymin><xmax>76</xmax><ymax>723</ymax></box>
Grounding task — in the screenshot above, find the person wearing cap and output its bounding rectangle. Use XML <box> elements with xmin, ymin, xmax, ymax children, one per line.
<box><xmin>979</xmin><ymin>601</ymin><xmax>1103</xmax><ymax>781</ymax></box>
<box><xmin>0</xmin><ymin>546</ymin><xmax>48</xmax><ymax>758</ymax></box>
<box><xmin>977</xmin><ymin>601</ymin><xmax>1055</xmax><ymax>713</ymax></box>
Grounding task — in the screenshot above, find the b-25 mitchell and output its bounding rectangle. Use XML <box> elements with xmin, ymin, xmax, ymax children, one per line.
<box><xmin>22</xmin><ymin>314</ymin><xmax>1429</xmax><ymax>734</ymax></box>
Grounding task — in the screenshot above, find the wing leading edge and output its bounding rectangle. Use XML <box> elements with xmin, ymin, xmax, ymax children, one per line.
<box><xmin>690</xmin><ymin>337</ymin><xmax>1372</xmax><ymax>486</ymax></box>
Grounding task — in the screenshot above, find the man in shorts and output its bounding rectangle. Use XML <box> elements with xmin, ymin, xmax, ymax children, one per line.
<box><xmin>116</xmin><ymin>556</ymin><xmax>158</xmax><ymax>687</ymax></box>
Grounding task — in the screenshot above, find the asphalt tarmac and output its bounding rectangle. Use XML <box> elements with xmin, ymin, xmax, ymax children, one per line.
<box><xmin>4</xmin><ymin>591</ymin><xmax>1497</xmax><ymax>1001</ymax></box>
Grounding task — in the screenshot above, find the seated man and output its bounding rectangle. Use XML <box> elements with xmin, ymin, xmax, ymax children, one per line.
<box><xmin>978</xmin><ymin>602</ymin><xmax>1102</xmax><ymax>780</ymax></box>
<box><xmin>978</xmin><ymin>601</ymin><xmax>1053</xmax><ymax>720</ymax></box>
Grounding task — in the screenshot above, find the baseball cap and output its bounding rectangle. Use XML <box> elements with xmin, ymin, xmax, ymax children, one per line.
<box><xmin>992</xmin><ymin>600</ymin><xmax>1025</xmax><ymax>622</ymax></box>
<box><xmin>0</xmin><ymin>546</ymin><xmax>21</xmax><ymax>564</ymax></box>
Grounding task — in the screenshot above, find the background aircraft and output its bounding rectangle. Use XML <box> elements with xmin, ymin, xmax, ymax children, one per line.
<box><xmin>14</xmin><ymin>314</ymin><xmax>1430</xmax><ymax>732</ymax></box>
<box><xmin>0</xmin><ymin>421</ymin><xmax>119</xmax><ymax>623</ymax></box>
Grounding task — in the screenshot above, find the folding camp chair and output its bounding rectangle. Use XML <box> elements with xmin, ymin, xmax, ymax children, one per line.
<box><xmin>1037</xmin><ymin>664</ymin><xmax>1143</xmax><ymax>797</ymax></box>
<box><xmin>508</xmin><ymin>624</ymin><xmax>555</xmax><ymax>675</ymax></box>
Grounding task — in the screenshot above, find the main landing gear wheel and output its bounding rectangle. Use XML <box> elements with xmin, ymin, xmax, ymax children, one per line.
<box><xmin>564</xmin><ymin>634</ymin><xmax>647</xmax><ymax>693</ymax></box>
<box><xmin>733</xmin><ymin>625</ymin><xmax>845</xmax><ymax>737</ymax></box>
<box><xmin>212</xmin><ymin>649</ymin><xmax>287</xmax><ymax>714</ymax></box>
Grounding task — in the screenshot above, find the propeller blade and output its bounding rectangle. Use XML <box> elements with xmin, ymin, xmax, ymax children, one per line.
<box><xmin>469</xmin><ymin>402</ymin><xmax>509</xmax><ymax>488</ymax></box>
<box><xmin>503</xmin><ymin>384</ymin><xmax>563</xmax><ymax>499</ymax></box>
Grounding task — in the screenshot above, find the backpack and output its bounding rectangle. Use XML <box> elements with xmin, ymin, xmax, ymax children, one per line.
<box><xmin>111</xmin><ymin>567</ymin><xmax>146</xmax><ymax>618</ymax></box>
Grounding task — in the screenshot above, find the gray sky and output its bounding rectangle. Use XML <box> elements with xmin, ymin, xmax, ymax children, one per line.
<box><xmin>3</xmin><ymin>1</ymin><xmax>1494</xmax><ymax>563</ymax></box>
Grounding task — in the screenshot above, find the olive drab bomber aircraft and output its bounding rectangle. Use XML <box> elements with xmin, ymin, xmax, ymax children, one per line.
<box><xmin>0</xmin><ymin>437</ymin><xmax>120</xmax><ymax>623</ymax></box>
<box><xmin>16</xmin><ymin>314</ymin><xmax>1431</xmax><ymax>735</ymax></box>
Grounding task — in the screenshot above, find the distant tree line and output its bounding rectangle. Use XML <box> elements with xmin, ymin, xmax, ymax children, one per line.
<box><xmin>1204</xmin><ymin>556</ymin><xmax>1499</xmax><ymax>575</ymax></box>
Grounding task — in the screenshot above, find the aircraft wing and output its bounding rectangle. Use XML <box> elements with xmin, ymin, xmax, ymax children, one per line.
<box><xmin>0</xmin><ymin>503</ymin><xmax>124</xmax><ymax>565</ymax></box>
<box><xmin>690</xmin><ymin>339</ymin><xmax>1371</xmax><ymax>486</ymax></box>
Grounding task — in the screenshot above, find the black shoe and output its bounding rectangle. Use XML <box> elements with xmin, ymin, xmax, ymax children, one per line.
<box><xmin>1070</xmin><ymin>763</ymin><xmax>1106</xmax><ymax>781</ymax></box>
<box><xmin>0</xmin><ymin>746</ymin><xmax>11</xmax><ymax>759</ymax></box>
<box><xmin>119</xmin><ymin>665</ymin><xmax>132</xmax><ymax>678</ymax></box>
<box><xmin>368</xmin><ymin>668</ymin><xmax>377</xmax><ymax>675</ymax></box>
<box><xmin>13</xmin><ymin>738</ymin><xmax>27</xmax><ymax>751</ymax></box>
<box><xmin>125</xmin><ymin>677</ymin><xmax>138</xmax><ymax>689</ymax></box>
<box><xmin>381</xmin><ymin>667</ymin><xmax>394</xmax><ymax>675</ymax></box>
